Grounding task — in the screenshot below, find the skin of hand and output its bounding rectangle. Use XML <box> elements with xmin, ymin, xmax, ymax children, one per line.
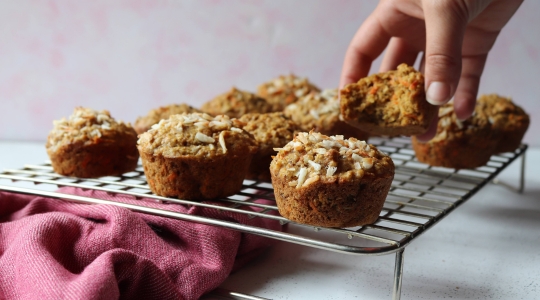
<box><xmin>339</xmin><ymin>0</ymin><xmax>523</xmax><ymax>141</ymax></box>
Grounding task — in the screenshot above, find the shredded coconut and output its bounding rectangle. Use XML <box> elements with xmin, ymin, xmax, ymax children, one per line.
<box><xmin>195</xmin><ymin>132</ymin><xmax>215</xmax><ymax>143</ymax></box>
<box><xmin>219</xmin><ymin>131</ymin><xmax>227</xmax><ymax>153</ymax></box>
<box><xmin>296</xmin><ymin>167</ymin><xmax>308</xmax><ymax>188</ymax></box>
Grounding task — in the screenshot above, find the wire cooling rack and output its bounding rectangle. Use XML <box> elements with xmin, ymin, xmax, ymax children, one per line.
<box><xmin>0</xmin><ymin>136</ymin><xmax>527</xmax><ymax>300</ymax></box>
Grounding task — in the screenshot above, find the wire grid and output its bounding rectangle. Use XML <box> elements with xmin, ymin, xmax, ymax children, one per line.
<box><xmin>0</xmin><ymin>137</ymin><xmax>527</xmax><ymax>256</ymax></box>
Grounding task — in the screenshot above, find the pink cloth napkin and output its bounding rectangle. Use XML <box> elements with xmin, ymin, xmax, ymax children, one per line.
<box><xmin>0</xmin><ymin>187</ymin><xmax>281</xmax><ymax>300</ymax></box>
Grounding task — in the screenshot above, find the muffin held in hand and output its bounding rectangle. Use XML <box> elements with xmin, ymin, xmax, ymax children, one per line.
<box><xmin>238</xmin><ymin>112</ymin><xmax>298</xmax><ymax>182</ymax></box>
<box><xmin>257</xmin><ymin>74</ymin><xmax>320</xmax><ymax>111</ymax></box>
<box><xmin>137</xmin><ymin>113</ymin><xmax>258</xmax><ymax>200</ymax></box>
<box><xmin>270</xmin><ymin>132</ymin><xmax>394</xmax><ymax>228</ymax></box>
<box><xmin>412</xmin><ymin>103</ymin><xmax>496</xmax><ymax>169</ymax></box>
<box><xmin>284</xmin><ymin>89</ymin><xmax>369</xmax><ymax>140</ymax></box>
<box><xmin>477</xmin><ymin>94</ymin><xmax>529</xmax><ymax>153</ymax></box>
<box><xmin>134</xmin><ymin>104</ymin><xmax>201</xmax><ymax>134</ymax></box>
<box><xmin>340</xmin><ymin>64</ymin><xmax>437</xmax><ymax>136</ymax></box>
<box><xmin>200</xmin><ymin>87</ymin><xmax>273</xmax><ymax>118</ymax></box>
<box><xmin>46</xmin><ymin>107</ymin><xmax>139</xmax><ymax>178</ymax></box>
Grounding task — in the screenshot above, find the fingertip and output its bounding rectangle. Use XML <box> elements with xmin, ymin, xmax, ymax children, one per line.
<box><xmin>415</xmin><ymin>115</ymin><xmax>439</xmax><ymax>142</ymax></box>
<box><xmin>454</xmin><ymin>97</ymin><xmax>476</xmax><ymax>121</ymax></box>
<box><xmin>426</xmin><ymin>81</ymin><xmax>453</xmax><ymax>105</ymax></box>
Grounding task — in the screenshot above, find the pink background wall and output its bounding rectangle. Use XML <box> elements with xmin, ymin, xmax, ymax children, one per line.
<box><xmin>1</xmin><ymin>0</ymin><xmax>539</xmax><ymax>146</ymax></box>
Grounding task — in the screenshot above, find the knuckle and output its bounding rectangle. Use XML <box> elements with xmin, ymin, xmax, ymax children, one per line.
<box><xmin>426</xmin><ymin>53</ymin><xmax>461</xmax><ymax>72</ymax></box>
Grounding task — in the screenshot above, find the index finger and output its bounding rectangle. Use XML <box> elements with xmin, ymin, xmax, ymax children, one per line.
<box><xmin>339</xmin><ymin>12</ymin><xmax>391</xmax><ymax>89</ymax></box>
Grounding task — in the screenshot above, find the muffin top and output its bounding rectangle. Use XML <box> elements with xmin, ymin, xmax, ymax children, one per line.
<box><xmin>200</xmin><ymin>87</ymin><xmax>273</xmax><ymax>118</ymax></box>
<box><xmin>270</xmin><ymin>132</ymin><xmax>394</xmax><ymax>188</ymax></box>
<box><xmin>477</xmin><ymin>94</ymin><xmax>529</xmax><ymax>131</ymax></box>
<box><xmin>430</xmin><ymin>102</ymin><xmax>492</xmax><ymax>143</ymax></box>
<box><xmin>340</xmin><ymin>64</ymin><xmax>436</xmax><ymax>136</ymax></box>
<box><xmin>283</xmin><ymin>89</ymin><xmax>341</xmax><ymax>132</ymax></box>
<box><xmin>134</xmin><ymin>104</ymin><xmax>201</xmax><ymax>134</ymax></box>
<box><xmin>137</xmin><ymin>112</ymin><xmax>257</xmax><ymax>157</ymax></box>
<box><xmin>257</xmin><ymin>74</ymin><xmax>320</xmax><ymax>111</ymax></box>
<box><xmin>46</xmin><ymin>107</ymin><xmax>135</xmax><ymax>151</ymax></box>
<box><xmin>238</xmin><ymin>112</ymin><xmax>298</xmax><ymax>154</ymax></box>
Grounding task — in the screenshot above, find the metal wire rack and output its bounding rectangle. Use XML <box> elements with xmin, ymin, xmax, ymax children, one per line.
<box><xmin>0</xmin><ymin>137</ymin><xmax>527</xmax><ymax>300</ymax></box>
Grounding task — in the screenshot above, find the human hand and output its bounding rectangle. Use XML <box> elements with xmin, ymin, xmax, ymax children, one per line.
<box><xmin>339</xmin><ymin>0</ymin><xmax>523</xmax><ymax>140</ymax></box>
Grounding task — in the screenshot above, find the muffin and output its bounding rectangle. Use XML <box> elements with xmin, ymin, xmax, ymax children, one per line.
<box><xmin>477</xmin><ymin>94</ymin><xmax>529</xmax><ymax>153</ymax></box>
<box><xmin>340</xmin><ymin>64</ymin><xmax>437</xmax><ymax>136</ymax></box>
<box><xmin>134</xmin><ymin>104</ymin><xmax>201</xmax><ymax>134</ymax></box>
<box><xmin>412</xmin><ymin>102</ymin><xmax>496</xmax><ymax>169</ymax></box>
<box><xmin>238</xmin><ymin>112</ymin><xmax>298</xmax><ymax>182</ymax></box>
<box><xmin>137</xmin><ymin>113</ymin><xmax>258</xmax><ymax>200</ymax></box>
<box><xmin>200</xmin><ymin>87</ymin><xmax>273</xmax><ymax>118</ymax></box>
<box><xmin>270</xmin><ymin>132</ymin><xmax>394</xmax><ymax>228</ymax></box>
<box><xmin>284</xmin><ymin>88</ymin><xmax>369</xmax><ymax>140</ymax></box>
<box><xmin>46</xmin><ymin>107</ymin><xmax>139</xmax><ymax>178</ymax></box>
<box><xmin>257</xmin><ymin>74</ymin><xmax>320</xmax><ymax>111</ymax></box>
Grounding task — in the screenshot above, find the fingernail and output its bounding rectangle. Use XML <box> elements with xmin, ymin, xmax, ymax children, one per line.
<box><xmin>426</xmin><ymin>82</ymin><xmax>451</xmax><ymax>105</ymax></box>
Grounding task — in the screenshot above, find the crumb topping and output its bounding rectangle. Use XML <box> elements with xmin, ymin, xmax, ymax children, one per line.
<box><xmin>134</xmin><ymin>104</ymin><xmax>201</xmax><ymax>134</ymax></box>
<box><xmin>238</xmin><ymin>112</ymin><xmax>298</xmax><ymax>154</ymax></box>
<box><xmin>258</xmin><ymin>74</ymin><xmax>320</xmax><ymax>110</ymax></box>
<box><xmin>476</xmin><ymin>94</ymin><xmax>529</xmax><ymax>130</ymax></box>
<box><xmin>46</xmin><ymin>107</ymin><xmax>133</xmax><ymax>151</ymax></box>
<box><xmin>137</xmin><ymin>112</ymin><xmax>256</xmax><ymax>157</ymax></box>
<box><xmin>270</xmin><ymin>132</ymin><xmax>393</xmax><ymax>188</ymax></box>
<box><xmin>201</xmin><ymin>87</ymin><xmax>273</xmax><ymax>118</ymax></box>
<box><xmin>431</xmin><ymin>102</ymin><xmax>491</xmax><ymax>143</ymax></box>
<box><xmin>284</xmin><ymin>89</ymin><xmax>341</xmax><ymax>131</ymax></box>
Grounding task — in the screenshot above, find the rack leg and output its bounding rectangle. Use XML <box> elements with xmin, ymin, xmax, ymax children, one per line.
<box><xmin>392</xmin><ymin>249</ymin><xmax>405</xmax><ymax>300</ymax></box>
<box><xmin>518</xmin><ymin>151</ymin><xmax>525</xmax><ymax>194</ymax></box>
<box><xmin>492</xmin><ymin>150</ymin><xmax>527</xmax><ymax>193</ymax></box>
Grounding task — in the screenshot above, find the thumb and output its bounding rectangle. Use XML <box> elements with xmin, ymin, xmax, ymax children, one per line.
<box><xmin>422</xmin><ymin>1</ymin><xmax>469</xmax><ymax>105</ymax></box>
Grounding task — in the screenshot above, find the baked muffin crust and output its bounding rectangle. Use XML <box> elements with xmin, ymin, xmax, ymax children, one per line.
<box><xmin>270</xmin><ymin>132</ymin><xmax>394</xmax><ymax>228</ymax></box>
<box><xmin>412</xmin><ymin>102</ymin><xmax>496</xmax><ymax>169</ymax></box>
<box><xmin>137</xmin><ymin>113</ymin><xmax>258</xmax><ymax>199</ymax></box>
<box><xmin>200</xmin><ymin>87</ymin><xmax>273</xmax><ymax>118</ymax></box>
<box><xmin>238</xmin><ymin>112</ymin><xmax>298</xmax><ymax>181</ymax></box>
<box><xmin>340</xmin><ymin>64</ymin><xmax>437</xmax><ymax>136</ymax></box>
<box><xmin>257</xmin><ymin>74</ymin><xmax>320</xmax><ymax>111</ymax></box>
<box><xmin>46</xmin><ymin>107</ymin><xmax>139</xmax><ymax>177</ymax></box>
<box><xmin>477</xmin><ymin>94</ymin><xmax>529</xmax><ymax>153</ymax></box>
<box><xmin>284</xmin><ymin>89</ymin><xmax>369</xmax><ymax>140</ymax></box>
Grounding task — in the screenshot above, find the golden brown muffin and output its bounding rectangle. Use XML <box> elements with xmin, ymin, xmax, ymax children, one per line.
<box><xmin>477</xmin><ymin>94</ymin><xmax>529</xmax><ymax>153</ymax></box>
<box><xmin>270</xmin><ymin>132</ymin><xmax>394</xmax><ymax>228</ymax></box>
<box><xmin>238</xmin><ymin>112</ymin><xmax>298</xmax><ymax>182</ymax></box>
<box><xmin>134</xmin><ymin>104</ymin><xmax>201</xmax><ymax>134</ymax></box>
<box><xmin>137</xmin><ymin>113</ymin><xmax>258</xmax><ymax>200</ymax></box>
<box><xmin>412</xmin><ymin>103</ymin><xmax>497</xmax><ymax>169</ymax></box>
<box><xmin>46</xmin><ymin>107</ymin><xmax>139</xmax><ymax>178</ymax></box>
<box><xmin>284</xmin><ymin>88</ymin><xmax>369</xmax><ymax>140</ymax></box>
<box><xmin>340</xmin><ymin>64</ymin><xmax>437</xmax><ymax>136</ymax></box>
<box><xmin>257</xmin><ymin>74</ymin><xmax>320</xmax><ymax>111</ymax></box>
<box><xmin>200</xmin><ymin>87</ymin><xmax>273</xmax><ymax>118</ymax></box>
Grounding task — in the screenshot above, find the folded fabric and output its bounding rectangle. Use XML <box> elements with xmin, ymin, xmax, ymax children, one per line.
<box><xmin>0</xmin><ymin>187</ymin><xmax>281</xmax><ymax>300</ymax></box>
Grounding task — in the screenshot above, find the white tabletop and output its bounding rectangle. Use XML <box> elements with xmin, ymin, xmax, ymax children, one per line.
<box><xmin>1</xmin><ymin>141</ymin><xmax>539</xmax><ymax>300</ymax></box>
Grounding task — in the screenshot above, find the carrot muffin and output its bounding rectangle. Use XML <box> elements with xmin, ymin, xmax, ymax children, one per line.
<box><xmin>257</xmin><ymin>74</ymin><xmax>320</xmax><ymax>111</ymax></box>
<box><xmin>134</xmin><ymin>104</ymin><xmax>201</xmax><ymax>134</ymax></box>
<box><xmin>270</xmin><ymin>132</ymin><xmax>394</xmax><ymax>228</ymax></box>
<box><xmin>340</xmin><ymin>64</ymin><xmax>437</xmax><ymax>136</ymax></box>
<box><xmin>412</xmin><ymin>103</ymin><xmax>496</xmax><ymax>169</ymax></box>
<box><xmin>284</xmin><ymin>88</ymin><xmax>369</xmax><ymax>140</ymax></box>
<box><xmin>200</xmin><ymin>87</ymin><xmax>273</xmax><ymax>118</ymax></box>
<box><xmin>137</xmin><ymin>113</ymin><xmax>258</xmax><ymax>200</ymax></box>
<box><xmin>477</xmin><ymin>94</ymin><xmax>529</xmax><ymax>153</ymax></box>
<box><xmin>238</xmin><ymin>112</ymin><xmax>298</xmax><ymax>182</ymax></box>
<box><xmin>46</xmin><ymin>107</ymin><xmax>139</xmax><ymax>178</ymax></box>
